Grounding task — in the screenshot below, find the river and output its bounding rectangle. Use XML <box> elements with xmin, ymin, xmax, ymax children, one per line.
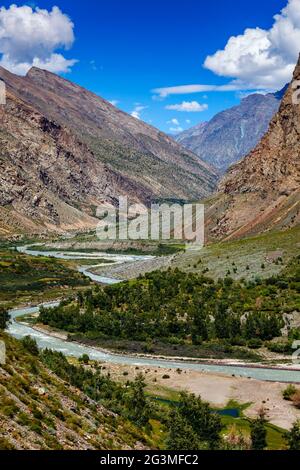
<box><xmin>6</xmin><ymin>245</ymin><xmax>300</xmax><ymax>383</ymax></box>
<box><xmin>17</xmin><ymin>244</ymin><xmax>155</xmax><ymax>284</ymax></box>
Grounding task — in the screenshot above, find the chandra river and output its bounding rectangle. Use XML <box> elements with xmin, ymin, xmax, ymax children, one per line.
<box><xmin>6</xmin><ymin>245</ymin><xmax>300</xmax><ymax>384</ymax></box>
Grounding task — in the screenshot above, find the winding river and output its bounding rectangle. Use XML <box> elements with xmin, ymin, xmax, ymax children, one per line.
<box><xmin>16</xmin><ymin>244</ymin><xmax>155</xmax><ymax>284</ymax></box>
<box><xmin>6</xmin><ymin>245</ymin><xmax>300</xmax><ymax>383</ymax></box>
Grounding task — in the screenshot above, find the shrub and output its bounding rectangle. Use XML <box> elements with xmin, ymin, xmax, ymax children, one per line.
<box><xmin>223</xmin><ymin>424</ymin><xmax>251</xmax><ymax>450</ymax></box>
<box><xmin>267</xmin><ymin>341</ymin><xmax>292</xmax><ymax>354</ymax></box>
<box><xmin>21</xmin><ymin>336</ymin><xmax>39</xmax><ymax>356</ymax></box>
<box><xmin>79</xmin><ymin>354</ymin><xmax>90</xmax><ymax>364</ymax></box>
<box><xmin>282</xmin><ymin>385</ymin><xmax>297</xmax><ymax>401</ymax></box>
<box><xmin>292</xmin><ymin>391</ymin><xmax>300</xmax><ymax>409</ymax></box>
<box><xmin>0</xmin><ymin>437</ymin><xmax>14</xmax><ymax>450</ymax></box>
<box><xmin>230</xmin><ymin>337</ymin><xmax>246</xmax><ymax>347</ymax></box>
<box><xmin>17</xmin><ymin>412</ymin><xmax>31</xmax><ymax>426</ymax></box>
<box><xmin>2</xmin><ymin>403</ymin><xmax>19</xmax><ymax>418</ymax></box>
<box><xmin>29</xmin><ymin>422</ymin><xmax>43</xmax><ymax>435</ymax></box>
<box><xmin>289</xmin><ymin>328</ymin><xmax>300</xmax><ymax>341</ymax></box>
<box><xmin>247</xmin><ymin>338</ymin><xmax>263</xmax><ymax>349</ymax></box>
<box><xmin>0</xmin><ymin>308</ymin><xmax>10</xmax><ymax>330</ymax></box>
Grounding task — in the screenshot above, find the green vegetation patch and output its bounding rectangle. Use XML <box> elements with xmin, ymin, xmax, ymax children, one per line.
<box><xmin>37</xmin><ymin>256</ymin><xmax>300</xmax><ymax>360</ymax></box>
<box><xmin>174</xmin><ymin>226</ymin><xmax>300</xmax><ymax>281</ymax></box>
<box><xmin>0</xmin><ymin>249</ymin><xmax>90</xmax><ymax>308</ymax></box>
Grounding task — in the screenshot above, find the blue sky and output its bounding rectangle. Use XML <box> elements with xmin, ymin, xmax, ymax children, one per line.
<box><xmin>0</xmin><ymin>0</ymin><xmax>298</xmax><ymax>133</ymax></box>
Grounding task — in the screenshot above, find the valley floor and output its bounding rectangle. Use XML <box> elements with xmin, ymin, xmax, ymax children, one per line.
<box><xmin>81</xmin><ymin>226</ymin><xmax>300</xmax><ymax>285</ymax></box>
<box><xmin>81</xmin><ymin>361</ymin><xmax>300</xmax><ymax>431</ymax></box>
<box><xmin>11</xmin><ymin>316</ymin><xmax>300</xmax><ymax>430</ymax></box>
<box><xmin>1</xmin><ymin>226</ymin><xmax>300</xmax><ymax>448</ymax></box>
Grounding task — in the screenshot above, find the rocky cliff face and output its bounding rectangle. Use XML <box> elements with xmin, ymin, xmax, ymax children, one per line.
<box><xmin>0</xmin><ymin>67</ymin><xmax>218</xmax><ymax>235</ymax></box>
<box><xmin>176</xmin><ymin>88</ymin><xmax>287</xmax><ymax>173</ymax></box>
<box><xmin>206</xmin><ymin>58</ymin><xmax>300</xmax><ymax>241</ymax></box>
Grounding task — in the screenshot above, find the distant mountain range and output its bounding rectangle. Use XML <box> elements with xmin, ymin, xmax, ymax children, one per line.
<box><xmin>175</xmin><ymin>86</ymin><xmax>288</xmax><ymax>173</ymax></box>
<box><xmin>0</xmin><ymin>67</ymin><xmax>218</xmax><ymax>235</ymax></box>
<box><xmin>206</xmin><ymin>57</ymin><xmax>300</xmax><ymax>241</ymax></box>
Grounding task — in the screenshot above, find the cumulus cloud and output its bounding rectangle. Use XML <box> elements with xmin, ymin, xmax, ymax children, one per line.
<box><xmin>168</xmin><ymin>118</ymin><xmax>180</xmax><ymax>125</ymax></box>
<box><xmin>204</xmin><ymin>0</ymin><xmax>300</xmax><ymax>90</ymax></box>
<box><xmin>0</xmin><ymin>5</ymin><xmax>77</xmax><ymax>75</ymax></box>
<box><xmin>167</xmin><ymin>118</ymin><xmax>183</xmax><ymax>132</ymax></box>
<box><xmin>166</xmin><ymin>101</ymin><xmax>208</xmax><ymax>112</ymax></box>
<box><xmin>131</xmin><ymin>104</ymin><xmax>147</xmax><ymax>120</ymax></box>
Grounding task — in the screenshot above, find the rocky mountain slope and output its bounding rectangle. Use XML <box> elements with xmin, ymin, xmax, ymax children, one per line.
<box><xmin>0</xmin><ymin>333</ymin><xmax>146</xmax><ymax>450</ymax></box>
<box><xmin>176</xmin><ymin>88</ymin><xmax>287</xmax><ymax>173</ymax></box>
<box><xmin>206</xmin><ymin>57</ymin><xmax>300</xmax><ymax>241</ymax></box>
<box><xmin>0</xmin><ymin>67</ymin><xmax>218</xmax><ymax>236</ymax></box>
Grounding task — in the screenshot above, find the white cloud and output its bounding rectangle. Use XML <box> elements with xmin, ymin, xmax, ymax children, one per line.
<box><xmin>0</xmin><ymin>5</ymin><xmax>77</xmax><ymax>75</ymax></box>
<box><xmin>153</xmin><ymin>84</ymin><xmax>216</xmax><ymax>98</ymax></box>
<box><xmin>152</xmin><ymin>82</ymin><xmax>252</xmax><ymax>98</ymax></box>
<box><xmin>166</xmin><ymin>101</ymin><xmax>208</xmax><ymax>112</ymax></box>
<box><xmin>204</xmin><ymin>0</ymin><xmax>300</xmax><ymax>90</ymax></box>
<box><xmin>186</xmin><ymin>119</ymin><xmax>191</xmax><ymax>124</ymax></box>
<box><xmin>169</xmin><ymin>126</ymin><xmax>183</xmax><ymax>134</ymax></box>
<box><xmin>130</xmin><ymin>104</ymin><xmax>147</xmax><ymax>120</ymax></box>
<box><xmin>168</xmin><ymin>118</ymin><xmax>180</xmax><ymax>125</ymax></box>
<box><xmin>90</xmin><ymin>60</ymin><xmax>97</xmax><ymax>71</ymax></box>
<box><xmin>0</xmin><ymin>53</ymin><xmax>77</xmax><ymax>76</ymax></box>
<box><xmin>109</xmin><ymin>99</ymin><xmax>119</xmax><ymax>107</ymax></box>
<box><xmin>152</xmin><ymin>1</ymin><xmax>300</xmax><ymax>98</ymax></box>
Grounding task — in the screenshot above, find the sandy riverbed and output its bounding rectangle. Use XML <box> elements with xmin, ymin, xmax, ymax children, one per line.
<box><xmin>98</xmin><ymin>362</ymin><xmax>300</xmax><ymax>430</ymax></box>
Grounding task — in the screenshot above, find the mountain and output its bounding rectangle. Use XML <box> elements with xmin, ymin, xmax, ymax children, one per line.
<box><xmin>175</xmin><ymin>121</ymin><xmax>207</xmax><ymax>149</ymax></box>
<box><xmin>206</xmin><ymin>57</ymin><xmax>300</xmax><ymax>241</ymax></box>
<box><xmin>175</xmin><ymin>87</ymin><xmax>287</xmax><ymax>173</ymax></box>
<box><xmin>0</xmin><ymin>67</ymin><xmax>218</xmax><ymax>236</ymax></box>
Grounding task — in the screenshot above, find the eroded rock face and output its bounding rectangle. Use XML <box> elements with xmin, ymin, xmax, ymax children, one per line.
<box><xmin>0</xmin><ymin>66</ymin><xmax>218</xmax><ymax>235</ymax></box>
<box><xmin>206</xmin><ymin>56</ymin><xmax>300</xmax><ymax>241</ymax></box>
<box><xmin>0</xmin><ymin>91</ymin><xmax>128</xmax><ymax>234</ymax></box>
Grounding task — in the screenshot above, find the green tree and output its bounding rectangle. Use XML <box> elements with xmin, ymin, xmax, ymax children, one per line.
<box><xmin>286</xmin><ymin>420</ymin><xmax>300</xmax><ymax>450</ymax></box>
<box><xmin>77</xmin><ymin>291</ymin><xmax>84</xmax><ymax>307</ymax></box>
<box><xmin>125</xmin><ymin>374</ymin><xmax>151</xmax><ymax>427</ymax></box>
<box><xmin>79</xmin><ymin>354</ymin><xmax>90</xmax><ymax>364</ymax></box>
<box><xmin>190</xmin><ymin>304</ymin><xmax>208</xmax><ymax>342</ymax></box>
<box><xmin>166</xmin><ymin>409</ymin><xmax>205</xmax><ymax>450</ymax></box>
<box><xmin>250</xmin><ymin>415</ymin><xmax>267</xmax><ymax>450</ymax></box>
<box><xmin>21</xmin><ymin>336</ymin><xmax>39</xmax><ymax>356</ymax></box>
<box><xmin>0</xmin><ymin>308</ymin><xmax>10</xmax><ymax>330</ymax></box>
<box><xmin>214</xmin><ymin>302</ymin><xmax>230</xmax><ymax>339</ymax></box>
<box><xmin>171</xmin><ymin>392</ymin><xmax>222</xmax><ymax>449</ymax></box>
